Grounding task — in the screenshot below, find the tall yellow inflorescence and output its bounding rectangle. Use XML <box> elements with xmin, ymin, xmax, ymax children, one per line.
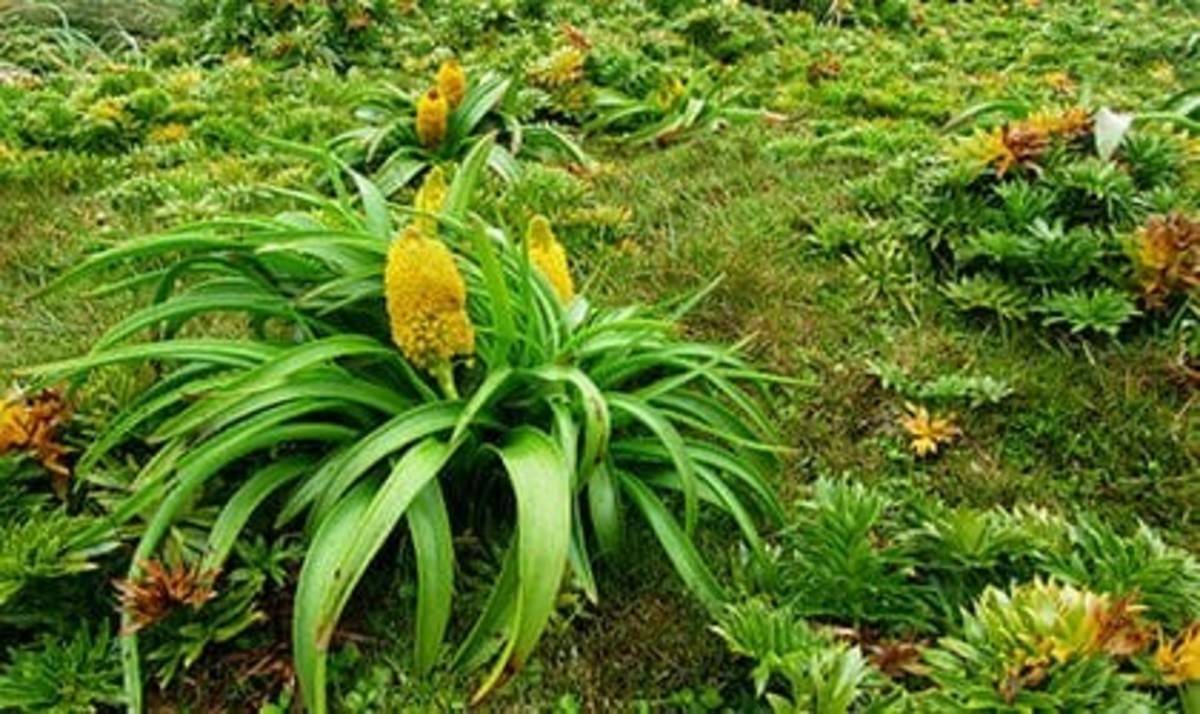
<box><xmin>414</xmin><ymin>166</ymin><xmax>447</xmax><ymax>234</ymax></box>
<box><xmin>526</xmin><ymin>215</ymin><xmax>574</xmax><ymax>303</ymax></box>
<box><xmin>385</xmin><ymin>224</ymin><xmax>474</xmax><ymax>372</ymax></box>
<box><xmin>436</xmin><ymin>59</ymin><xmax>467</xmax><ymax>109</ymax></box>
<box><xmin>416</xmin><ymin>88</ymin><xmax>448</xmax><ymax>149</ymax></box>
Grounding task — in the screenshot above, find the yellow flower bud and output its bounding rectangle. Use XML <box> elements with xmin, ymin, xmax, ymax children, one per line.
<box><xmin>385</xmin><ymin>226</ymin><xmax>475</xmax><ymax>370</ymax></box>
<box><xmin>436</xmin><ymin>59</ymin><xmax>467</xmax><ymax>109</ymax></box>
<box><xmin>413</xmin><ymin>166</ymin><xmax>447</xmax><ymax>235</ymax></box>
<box><xmin>416</xmin><ymin>88</ymin><xmax>448</xmax><ymax>149</ymax></box>
<box><xmin>526</xmin><ymin>215</ymin><xmax>574</xmax><ymax>303</ymax></box>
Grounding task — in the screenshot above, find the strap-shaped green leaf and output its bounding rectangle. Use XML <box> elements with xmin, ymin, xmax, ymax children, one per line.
<box><xmin>282</xmin><ymin>401</ymin><xmax>461</xmax><ymax>528</ymax></box>
<box><xmin>472</xmin><ymin>427</ymin><xmax>571</xmax><ymax>703</ymax></box>
<box><xmin>448</xmin><ymin>75</ymin><xmax>510</xmax><ymax>145</ymax></box>
<box><xmin>202</xmin><ymin>457</ymin><xmax>310</xmax><ymax>573</ymax></box>
<box><xmin>293</xmin><ymin>481</ymin><xmax>374</xmax><ymax>714</ymax></box>
<box><xmin>17</xmin><ymin>339</ymin><xmax>276</xmax><ymax>381</ymax></box>
<box><xmin>606</xmin><ymin>392</ymin><xmax>698</xmax><ymax>535</ymax></box>
<box><xmin>588</xmin><ymin>461</ymin><xmax>623</xmax><ymax>558</ymax></box>
<box><xmin>297</xmin><ymin>438</ymin><xmax>453</xmax><ymax>714</ymax></box>
<box><xmin>528</xmin><ymin>366</ymin><xmax>610</xmax><ymax>486</ymax></box>
<box><xmin>347</xmin><ymin>167</ymin><xmax>393</xmax><ymax>239</ymax></box>
<box><xmin>619</xmin><ymin>473</ymin><xmax>725</xmax><ymax>612</ymax></box>
<box><xmin>408</xmin><ymin>480</ymin><xmax>454</xmax><ymax>675</ymax></box>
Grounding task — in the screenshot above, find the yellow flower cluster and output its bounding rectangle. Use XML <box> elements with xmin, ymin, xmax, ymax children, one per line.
<box><xmin>437</xmin><ymin>59</ymin><xmax>467</xmax><ymax>109</ymax></box>
<box><xmin>384</xmin><ymin>170</ymin><xmax>473</xmax><ymax>372</ymax></box>
<box><xmin>415</xmin><ymin>59</ymin><xmax>467</xmax><ymax>149</ymax></box>
<box><xmin>899</xmin><ymin>402</ymin><xmax>960</xmax><ymax>457</ymax></box>
<box><xmin>385</xmin><ymin>226</ymin><xmax>474</xmax><ymax>370</ymax></box>
<box><xmin>413</xmin><ymin>166</ymin><xmax>447</xmax><ymax>234</ymax></box>
<box><xmin>531</xmin><ymin>47</ymin><xmax>586</xmax><ymax>89</ymax></box>
<box><xmin>149</xmin><ymin>123</ymin><xmax>190</xmax><ymax>144</ymax></box>
<box><xmin>416</xmin><ymin>89</ymin><xmax>448</xmax><ymax>149</ymax></box>
<box><xmin>526</xmin><ymin>215</ymin><xmax>575</xmax><ymax>303</ymax></box>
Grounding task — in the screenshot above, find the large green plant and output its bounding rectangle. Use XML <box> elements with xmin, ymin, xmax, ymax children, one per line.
<box><xmin>24</xmin><ymin>137</ymin><xmax>781</xmax><ymax>711</ymax></box>
<box><xmin>333</xmin><ymin>67</ymin><xmax>588</xmax><ymax>195</ymax></box>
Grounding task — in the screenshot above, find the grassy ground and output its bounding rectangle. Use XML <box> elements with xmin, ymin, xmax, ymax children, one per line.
<box><xmin>1</xmin><ymin>0</ymin><xmax>1199</xmax><ymax>710</ymax></box>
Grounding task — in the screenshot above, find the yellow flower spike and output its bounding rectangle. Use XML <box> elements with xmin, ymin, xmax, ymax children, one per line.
<box><xmin>413</xmin><ymin>166</ymin><xmax>448</xmax><ymax>235</ymax></box>
<box><xmin>385</xmin><ymin>226</ymin><xmax>474</xmax><ymax>373</ymax></box>
<box><xmin>416</xmin><ymin>88</ymin><xmax>449</xmax><ymax>149</ymax></box>
<box><xmin>526</xmin><ymin>215</ymin><xmax>575</xmax><ymax>303</ymax></box>
<box><xmin>436</xmin><ymin>59</ymin><xmax>467</xmax><ymax>109</ymax></box>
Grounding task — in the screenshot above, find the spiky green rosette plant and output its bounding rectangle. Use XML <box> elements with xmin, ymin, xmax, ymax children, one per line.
<box><xmin>24</xmin><ymin>137</ymin><xmax>782</xmax><ymax>711</ymax></box>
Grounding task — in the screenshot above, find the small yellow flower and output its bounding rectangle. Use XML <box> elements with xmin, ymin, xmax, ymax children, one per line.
<box><xmin>1151</xmin><ymin>61</ymin><xmax>1176</xmax><ymax>85</ymax></box>
<box><xmin>416</xmin><ymin>88</ymin><xmax>449</xmax><ymax>149</ymax></box>
<box><xmin>531</xmin><ymin>47</ymin><xmax>586</xmax><ymax>88</ymax></box>
<box><xmin>1043</xmin><ymin>71</ymin><xmax>1075</xmax><ymax>95</ymax></box>
<box><xmin>385</xmin><ymin>226</ymin><xmax>474</xmax><ymax>370</ymax></box>
<box><xmin>526</xmin><ymin>215</ymin><xmax>575</xmax><ymax>303</ymax></box>
<box><xmin>88</xmin><ymin>98</ymin><xmax>127</xmax><ymax>124</ymax></box>
<box><xmin>148</xmin><ymin>123</ymin><xmax>189</xmax><ymax>144</ymax></box>
<box><xmin>653</xmin><ymin>76</ymin><xmax>686</xmax><ymax>111</ymax></box>
<box><xmin>167</xmin><ymin>69</ymin><xmax>203</xmax><ymax>95</ymax></box>
<box><xmin>899</xmin><ymin>402</ymin><xmax>960</xmax><ymax>457</ymax></box>
<box><xmin>436</xmin><ymin>59</ymin><xmax>467</xmax><ymax>109</ymax></box>
<box><xmin>413</xmin><ymin>166</ymin><xmax>447</xmax><ymax>235</ymax></box>
<box><xmin>1157</xmin><ymin>624</ymin><xmax>1200</xmax><ymax>685</ymax></box>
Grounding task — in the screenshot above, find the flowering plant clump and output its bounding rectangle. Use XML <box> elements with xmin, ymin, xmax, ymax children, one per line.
<box><xmin>334</xmin><ymin>60</ymin><xmax>590</xmax><ymax>193</ymax></box>
<box><xmin>26</xmin><ymin>137</ymin><xmax>781</xmax><ymax>712</ymax></box>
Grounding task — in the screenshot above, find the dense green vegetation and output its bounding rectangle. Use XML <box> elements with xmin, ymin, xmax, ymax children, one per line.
<box><xmin>0</xmin><ymin>0</ymin><xmax>1198</xmax><ymax>710</ymax></box>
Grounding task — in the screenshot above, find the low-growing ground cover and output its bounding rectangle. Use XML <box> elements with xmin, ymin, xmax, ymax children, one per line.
<box><xmin>0</xmin><ymin>0</ymin><xmax>1198</xmax><ymax>711</ymax></box>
